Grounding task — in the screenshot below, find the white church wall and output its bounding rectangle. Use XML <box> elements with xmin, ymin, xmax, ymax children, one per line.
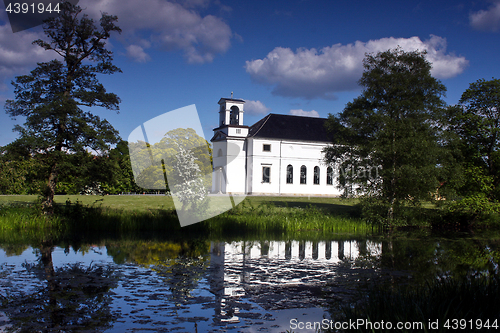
<box><xmin>211</xmin><ymin>141</ymin><xmax>227</xmax><ymax>193</ymax></box>
<box><xmin>245</xmin><ymin>139</ymin><xmax>254</xmax><ymax>193</ymax></box>
<box><xmin>224</xmin><ymin>138</ymin><xmax>246</xmax><ymax>194</ymax></box>
<box><xmin>246</xmin><ymin>138</ymin><xmax>342</xmax><ymax>196</ymax></box>
<box><xmin>279</xmin><ymin>141</ymin><xmax>342</xmax><ymax>196</ymax></box>
<box><xmin>247</xmin><ymin>138</ymin><xmax>280</xmax><ymax>194</ymax></box>
<box><xmin>227</xmin><ymin>127</ymin><xmax>249</xmax><ymax>137</ymax></box>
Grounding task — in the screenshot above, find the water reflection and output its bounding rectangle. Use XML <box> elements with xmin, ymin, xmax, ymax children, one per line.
<box><xmin>0</xmin><ymin>240</ymin><xmax>118</xmax><ymax>332</ymax></box>
<box><xmin>0</xmin><ymin>232</ymin><xmax>499</xmax><ymax>332</ymax></box>
<box><xmin>207</xmin><ymin>239</ymin><xmax>382</xmax><ymax>326</ymax></box>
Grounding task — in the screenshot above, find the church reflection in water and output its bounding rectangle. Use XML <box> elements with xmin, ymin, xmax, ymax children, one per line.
<box><xmin>0</xmin><ymin>238</ymin><xmax>387</xmax><ymax>332</ymax></box>
<box><xmin>208</xmin><ymin>240</ymin><xmax>382</xmax><ymax>324</ymax></box>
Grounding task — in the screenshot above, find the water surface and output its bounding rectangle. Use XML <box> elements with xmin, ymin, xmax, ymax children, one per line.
<box><xmin>1</xmin><ymin>232</ymin><xmax>498</xmax><ymax>332</ymax></box>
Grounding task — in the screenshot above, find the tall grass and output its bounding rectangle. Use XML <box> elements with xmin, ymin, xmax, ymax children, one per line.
<box><xmin>0</xmin><ymin>203</ymin><xmax>65</xmax><ymax>232</ymax></box>
<box><xmin>0</xmin><ymin>198</ymin><xmax>372</xmax><ymax>242</ymax></box>
<box><xmin>205</xmin><ymin>200</ymin><xmax>374</xmax><ymax>237</ymax></box>
<box><xmin>337</xmin><ymin>274</ymin><xmax>500</xmax><ymax>332</ymax></box>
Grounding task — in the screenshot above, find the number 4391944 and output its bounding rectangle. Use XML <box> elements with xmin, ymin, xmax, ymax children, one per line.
<box><xmin>444</xmin><ymin>319</ymin><xmax>498</xmax><ymax>330</ymax></box>
<box><xmin>5</xmin><ymin>2</ymin><xmax>60</xmax><ymax>14</ymax></box>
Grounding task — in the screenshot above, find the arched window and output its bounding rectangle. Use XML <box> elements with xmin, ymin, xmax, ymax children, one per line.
<box><xmin>314</xmin><ymin>166</ymin><xmax>320</xmax><ymax>185</ymax></box>
<box><xmin>230</xmin><ymin>106</ymin><xmax>239</xmax><ymax>125</ymax></box>
<box><xmin>217</xmin><ymin>149</ymin><xmax>223</xmax><ymax>157</ymax></box>
<box><xmin>327</xmin><ymin>166</ymin><xmax>333</xmax><ymax>185</ymax></box>
<box><xmin>286</xmin><ymin>165</ymin><xmax>293</xmax><ymax>184</ymax></box>
<box><xmin>300</xmin><ymin>165</ymin><xmax>307</xmax><ymax>184</ymax></box>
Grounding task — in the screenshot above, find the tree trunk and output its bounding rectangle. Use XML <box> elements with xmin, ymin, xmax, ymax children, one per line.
<box><xmin>387</xmin><ymin>195</ymin><xmax>395</xmax><ymax>227</ymax></box>
<box><xmin>40</xmin><ymin>240</ymin><xmax>61</xmax><ymax>329</ymax></box>
<box><xmin>42</xmin><ymin>162</ymin><xmax>58</xmax><ymax>215</ymax></box>
<box><xmin>43</xmin><ymin>121</ymin><xmax>64</xmax><ymax>215</ymax></box>
<box><xmin>387</xmin><ymin>130</ymin><xmax>396</xmax><ymax>227</ymax></box>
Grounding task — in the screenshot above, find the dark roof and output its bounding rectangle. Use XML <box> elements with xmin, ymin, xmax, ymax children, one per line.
<box><xmin>218</xmin><ymin>97</ymin><xmax>245</xmax><ymax>104</ymax></box>
<box><xmin>248</xmin><ymin>113</ymin><xmax>332</xmax><ymax>143</ymax></box>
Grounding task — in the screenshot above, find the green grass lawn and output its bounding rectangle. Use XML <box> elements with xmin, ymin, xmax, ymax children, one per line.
<box><xmin>0</xmin><ymin>194</ymin><xmax>177</xmax><ymax>211</ymax></box>
<box><xmin>0</xmin><ymin>194</ymin><xmax>358</xmax><ymax>213</ymax></box>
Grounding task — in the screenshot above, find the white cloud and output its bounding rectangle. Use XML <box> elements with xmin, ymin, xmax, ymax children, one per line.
<box><xmin>81</xmin><ymin>0</ymin><xmax>234</xmax><ymax>64</ymax></box>
<box><xmin>245</xmin><ymin>35</ymin><xmax>469</xmax><ymax>100</ymax></box>
<box><xmin>470</xmin><ymin>0</ymin><xmax>500</xmax><ymax>32</ymax></box>
<box><xmin>244</xmin><ymin>100</ymin><xmax>270</xmax><ymax>115</ymax></box>
<box><xmin>289</xmin><ymin>109</ymin><xmax>319</xmax><ymax>117</ymax></box>
<box><xmin>126</xmin><ymin>45</ymin><xmax>151</xmax><ymax>63</ymax></box>
<box><xmin>0</xmin><ymin>24</ymin><xmax>54</xmax><ymax>91</ymax></box>
<box><xmin>0</xmin><ymin>0</ymin><xmax>234</xmax><ymax>92</ymax></box>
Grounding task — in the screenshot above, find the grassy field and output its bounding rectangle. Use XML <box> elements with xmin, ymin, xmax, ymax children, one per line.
<box><xmin>0</xmin><ymin>194</ymin><xmax>359</xmax><ymax>213</ymax></box>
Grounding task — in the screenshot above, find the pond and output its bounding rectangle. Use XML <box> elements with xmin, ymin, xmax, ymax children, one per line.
<box><xmin>0</xmin><ymin>231</ymin><xmax>499</xmax><ymax>332</ymax></box>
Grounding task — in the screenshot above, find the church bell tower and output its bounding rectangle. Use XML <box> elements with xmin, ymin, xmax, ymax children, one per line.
<box><xmin>218</xmin><ymin>97</ymin><xmax>245</xmax><ymax>128</ymax></box>
<box><xmin>211</xmin><ymin>97</ymin><xmax>248</xmax><ymax>194</ymax></box>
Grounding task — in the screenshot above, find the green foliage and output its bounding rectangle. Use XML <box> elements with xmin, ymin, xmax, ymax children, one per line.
<box><xmin>324</xmin><ymin>48</ymin><xmax>446</xmax><ymax>226</ymax></box>
<box><xmin>0</xmin><ymin>140</ymin><xmax>141</xmax><ymax>195</ymax></box>
<box><xmin>440</xmin><ymin>78</ymin><xmax>500</xmax><ymax>221</ymax></box>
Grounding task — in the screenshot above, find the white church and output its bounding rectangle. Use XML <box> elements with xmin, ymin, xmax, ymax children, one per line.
<box><xmin>211</xmin><ymin>98</ymin><xmax>342</xmax><ymax>196</ymax></box>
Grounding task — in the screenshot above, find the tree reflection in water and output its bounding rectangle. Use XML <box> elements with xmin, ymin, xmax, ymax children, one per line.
<box><xmin>1</xmin><ymin>240</ymin><xmax>119</xmax><ymax>332</ymax></box>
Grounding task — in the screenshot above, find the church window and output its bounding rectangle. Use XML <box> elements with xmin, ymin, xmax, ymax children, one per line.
<box><xmin>217</xmin><ymin>149</ymin><xmax>223</xmax><ymax>157</ymax></box>
<box><xmin>236</xmin><ymin>128</ymin><xmax>241</xmax><ymax>134</ymax></box>
<box><xmin>286</xmin><ymin>165</ymin><xmax>293</xmax><ymax>184</ymax></box>
<box><xmin>314</xmin><ymin>166</ymin><xmax>320</xmax><ymax>185</ymax></box>
<box><xmin>262</xmin><ymin>166</ymin><xmax>271</xmax><ymax>183</ymax></box>
<box><xmin>230</xmin><ymin>106</ymin><xmax>239</xmax><ymax>125</ymax></box>
<box><xmin>327</xmin><ymin>167</ymin><xmax>333</xmax><ymax>185</ymax></box>
<box><xmin>263</xmin><ymin>144</ymin><xmax>271</xmax><ymax>152</ymax></box>
<box><xmin>300</xmin><ymin>165</ymin><xmax>307</xmax><ymax>184</ymax></box>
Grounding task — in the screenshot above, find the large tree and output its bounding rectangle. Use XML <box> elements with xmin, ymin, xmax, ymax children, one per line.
<box><xmin>4</xmin><ymin>1</ymin><xmax>122</xmax><ymax>212</ymax></box>
<box><xmin>324</xmin><ymin>48</ymin><xmax>447</xmax><ymax>225</ymax></box>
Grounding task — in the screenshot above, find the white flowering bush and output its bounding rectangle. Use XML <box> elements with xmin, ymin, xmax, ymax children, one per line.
<box><xmin>171</xmin><ymin>145</ymin><xmax>207</xmax><ymax>212</ymax></box>
<box><xmin>80</xmin><ymin>182</ymin><xmax>105</xmax><ymax>195</ymax></box>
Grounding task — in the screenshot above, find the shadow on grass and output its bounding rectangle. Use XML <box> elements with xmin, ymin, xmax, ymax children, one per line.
<box><xmin>267</xmin><ymin>200</ymin><xmax>362</xmax><ymax>218</ymax></box>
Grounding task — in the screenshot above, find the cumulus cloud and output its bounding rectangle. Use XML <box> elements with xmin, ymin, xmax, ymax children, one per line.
<box><xmin>81</xmin><ymin>0</ymin><xmax>233</xmax><ymax>64</ymax></box>
<box><xmin>244</xmin><ymin>100</ymin><xmax>270</xmax><ymax>115</ymax></box>
<box><xmin>245</xmin><ymin>35</ymin><xmax>469</xmax><ymax>100</ymax></box>
<box><xmin>126</xmin><ymin>45</ymin><xmax>151</xmax><ymax>63</ymax></box>
<box><xmin>0</xmin><ymin>24</ymin><xmax>54</xmax><ymax>91</ymax></box>
<box><xmin>289</xmin><ymin>109</ymin><xmax>320</xmax><ymax>117</ymax></box>
<box><xmin>470</xmin><ymin>0</ymin><xmax>500</xmax><ymax>32</ymax></box>
<box><xmin>0</xmin><ymin>0</ymin><xmax>233</xmax><ymax>93</ymax></box>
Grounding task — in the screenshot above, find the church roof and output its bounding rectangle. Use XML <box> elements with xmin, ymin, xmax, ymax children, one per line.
<box><xmin>218</xmin><ymin>97</ymin><xmax>245</xmax><ymax>104</ymax></box>
<box><xmin>248</xmin><ymin>113</ymin><xmax>332</xmax><ymax>143</ymax></box>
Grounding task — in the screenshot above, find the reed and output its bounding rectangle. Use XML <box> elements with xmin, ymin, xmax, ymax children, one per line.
<box><xmin>204</xmin><ymin>201</ymin><xmax>373</xmax><ymax>237</ymax></box>
<box><xmin>337</xmin><ymin>274</ymin><xmax>500</xmax><ymax>332</ymax></box>
<box><xmin>0</xmin><ymin>198</ymin><xmax>372</xmax><ymax>241</ymax></box>
<box><xmin>0</xmin><ymin>203</ymin><xmax>65</xmax><ymax>232</ymax></box>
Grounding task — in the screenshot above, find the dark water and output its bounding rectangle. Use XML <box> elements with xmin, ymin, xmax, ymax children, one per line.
<box><xmin>0</xmin><ymin>231</ymin><xmax>499</xmax><ymax>332</ymax></box>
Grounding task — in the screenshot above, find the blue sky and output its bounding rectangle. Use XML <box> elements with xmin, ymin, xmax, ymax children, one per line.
<box><xmin>1</xmin><ymin>0</ymin><xmax>499</xmax><ymax>147</ymax></box>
